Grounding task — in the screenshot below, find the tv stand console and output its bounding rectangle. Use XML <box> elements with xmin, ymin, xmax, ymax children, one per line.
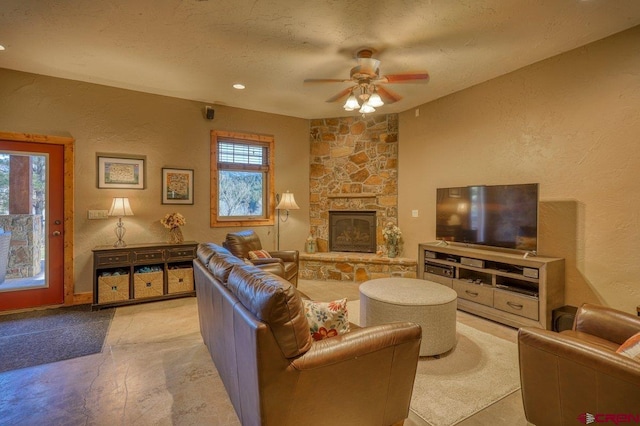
<box><xmin>418</xmin><ymin>242</ymin><xmax>565</xmax><ymax>329</ymax></box>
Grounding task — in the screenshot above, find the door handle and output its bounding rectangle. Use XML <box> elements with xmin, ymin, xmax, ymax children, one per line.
<box><xmin>52</xmin><ymin>231</ymin><xmax>62</xmax><ymax>236</ymax></box>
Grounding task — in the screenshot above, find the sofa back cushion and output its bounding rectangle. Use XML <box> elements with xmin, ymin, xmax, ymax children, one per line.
<box><xmin>227</xmin><ymin>265</ymin><xmax>312</xmax><ymax>358</ymax></box>
<box><xmin>197</xmin><ymin>243</ymin><xmax>233</xmax><ymax>266</ymax></box>
<box><xmin>208</xmin><ymin>254</ymin><xmax>252</xmax><ymax>284</ymax></box>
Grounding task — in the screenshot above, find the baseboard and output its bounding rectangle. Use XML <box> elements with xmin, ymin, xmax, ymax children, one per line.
<box><xmin>73</xmin><ymin>292</ymin><xmax>93</xmax><ymax>305</ymax></box>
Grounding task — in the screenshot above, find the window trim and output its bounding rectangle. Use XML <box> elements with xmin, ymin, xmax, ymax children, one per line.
<box><xmin>210</xmin><ymin>130</ymin><xmax>275</xmax><ymax>227</ymax></box>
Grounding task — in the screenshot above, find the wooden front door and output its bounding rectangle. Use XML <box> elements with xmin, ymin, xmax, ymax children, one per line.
<box><xmin>0</xmin><ymin>133</ymin><xmax>73</xmax><ymax>311</ymax></box>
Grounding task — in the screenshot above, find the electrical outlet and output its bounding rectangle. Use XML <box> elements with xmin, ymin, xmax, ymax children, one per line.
<box><xmin>88</xmin><ymin>210</ymin><xmax>109</xmax><ymax>220</ymax></box>
<box><xmin>412</xmin><ymin>209</ymin><xmax>419</xmax><ymax>217</ymax></box>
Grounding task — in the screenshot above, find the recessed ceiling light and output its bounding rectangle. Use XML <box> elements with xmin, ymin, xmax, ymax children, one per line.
<box><xmin>233</xmin><ymin>83</ymin><xmax>245</xmax><ymax>90</ymax></box>
<box><xmin>0</xmin><ymin>45</ymin><xmax>5</xmax><ymax>51</ymax></box>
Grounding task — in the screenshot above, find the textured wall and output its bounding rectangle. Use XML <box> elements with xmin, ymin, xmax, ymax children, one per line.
<box><xmin>0</xmin><ymin>69</ymin><xmax>310</xmax><ymax>295</ymax></box>
<box><xmin>398</xmin><ymin>26</ymin><xmax>640</xmax><ymax>314</ymax></box>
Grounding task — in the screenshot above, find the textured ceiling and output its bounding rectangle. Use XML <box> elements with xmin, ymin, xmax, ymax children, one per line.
<box><xmin>1</xmin><ymin>0</ymin><xmax>640</xmax><ymax>119</ymax></box>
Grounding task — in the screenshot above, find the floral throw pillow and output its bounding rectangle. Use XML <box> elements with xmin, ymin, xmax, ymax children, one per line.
<box><xmin>248</xmin><ymin>249</ymin><xmax>272</xmax><ymax>260</ymax></box>
<box><xmin>303</xmin><ymin>298</ymin><xmax>350</xmax><ymax>341</ymax></box>
<box><xmin>616</xmin><ymin>331</ymin><xmax>640</xmax><ymax>361</ymax></box>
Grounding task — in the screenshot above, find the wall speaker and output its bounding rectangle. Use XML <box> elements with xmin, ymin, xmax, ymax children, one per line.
<box><xmin>205</xmin><ymin>106</ymin><xmax>215</xmax><ymax>120</ymax></box>
<box><xmin>552</xmin><ymin>305</ymin><xmax>578</xmax><ymax>332</ymax></box>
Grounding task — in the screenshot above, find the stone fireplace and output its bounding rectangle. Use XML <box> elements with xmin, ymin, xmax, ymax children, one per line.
<box><xmin>329</xmin><ymin>211</ymin><xmax>376</xmax><ymax>253</ymax></box>
<box><xmin>301</xmin><ymin>113</ymin><xmax>417</xmax><ymax>282</ymax></box>
<box><xmin>309</xmin><ymin>114</ymin><xmax>399</xmax><ymax>253</ymax></box>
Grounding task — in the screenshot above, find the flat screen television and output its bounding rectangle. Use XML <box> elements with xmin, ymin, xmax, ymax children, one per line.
<box><xmin>436</xmin><ymin>183</ymin><xmax>539</xmax><ymax>252</ymax></box>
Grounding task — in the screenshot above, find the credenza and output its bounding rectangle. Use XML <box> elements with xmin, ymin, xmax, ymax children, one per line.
<box><xmin>92</xmin><ymin>241</ymin><xmax>197</xmax><ymax>309</ymax></box>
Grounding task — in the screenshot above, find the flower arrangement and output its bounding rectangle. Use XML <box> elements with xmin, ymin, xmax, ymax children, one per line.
<box><xmin>161</xmin><ymin>213</ymin><xmax>186</xmax><ymax>244</ymax></box>
<box><xmin>382</xmin><ymin>221</ymin><xmax>402</xmax><ymax>257</ymax></box>
<box><xmin>161</xmin><ymin>212</ymin><xmax>186</xmax><ymax>229</ymax></box>
<box><xmin>383</xmin><ymin>222</ymin><xmax>402</xmax><ymax>244</ymax></box>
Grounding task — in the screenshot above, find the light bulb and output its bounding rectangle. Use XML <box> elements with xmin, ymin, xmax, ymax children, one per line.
<box><xmin>359</xmin><ymin>102</ymin><xmax>375</xmax><ymax>114</ymax></box>
<box><xmin>368</xmin><ymin>90</ymin><xmax>384</xmax><ymax>107</ymax></box>
<box><xmin>343</xmin><ymin>93</ymin><xmax>360</xmax><ymax>111</ymax></box>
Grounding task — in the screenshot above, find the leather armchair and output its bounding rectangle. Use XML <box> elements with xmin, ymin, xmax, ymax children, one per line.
<box><xmin>223</xmin><ymin>230</ymin><xmax>299</xmax><ymax>286</ymax></box>
<box><xmin>518</xmin><ymin>303</ymin><xmax>640</xmax><ymax>426</ymax></box>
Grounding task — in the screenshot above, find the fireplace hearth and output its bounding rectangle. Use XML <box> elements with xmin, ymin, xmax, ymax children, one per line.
<box><xmin>329</xmin><ymin>211</ymin><xmax>377</xmax><ymax>253</ymax></box>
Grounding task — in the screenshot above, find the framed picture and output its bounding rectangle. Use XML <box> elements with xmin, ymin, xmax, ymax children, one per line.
<box><xmin>97</xmin><ymin>154</ymin><xmax>146</xmax><ymax>189</ymax></box>
<box><xmin>162</xmin><ymin>168</ymin><xmax>194</xmax><ymax>205</ymax></box>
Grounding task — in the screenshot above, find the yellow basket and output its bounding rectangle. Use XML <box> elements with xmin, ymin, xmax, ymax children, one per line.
<box><xmin>133</xmin><ymin>271</ymin><xmax>164</xmax><ymax>299</ymax></box>
<box><xmin>167</xmin><ymin>267</ymin><xmax>194</xmax><ymax>294</ymax></box>
<box><xmin>98</xmin><ymin>274</ymin><xmax>129</xmax><ymax>303</ymax></box>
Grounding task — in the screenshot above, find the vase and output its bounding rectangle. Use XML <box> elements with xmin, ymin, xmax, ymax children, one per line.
<box><xmin>169</xmin><ymin>227</ymin><xmax>184</xmax><ymax>244</ymax></box>
<box><xmin>387</xmin><ymin>244</ymin><xmax>398</xmax><ymax>258</ymax></box>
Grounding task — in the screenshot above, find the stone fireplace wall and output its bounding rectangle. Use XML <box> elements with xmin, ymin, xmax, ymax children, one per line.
<box><xmin>309</xmin><ymin>114</ymin><xmax>398</xmax><ymax>253</ymax></box>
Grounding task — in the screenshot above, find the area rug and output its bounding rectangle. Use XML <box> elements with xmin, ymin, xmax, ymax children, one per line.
<box><xmin>409</xmin><ymin>323</ymin><xmax>520</xmax><ymax>426</ymax></box>
<box><xmin>0</xmin><ymin>304</ymin><xmax>115</xmax><ymax>373</ymax></box>
<box><xmin>347</xmin><ymin>300</ymin><xmax>520</xmax><ymax>426</ymax></box>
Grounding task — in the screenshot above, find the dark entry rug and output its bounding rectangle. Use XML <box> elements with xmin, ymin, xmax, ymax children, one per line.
<box><xmin>0</xmin><ymin>304</ymin><xmax>115</xmax><ymax>373</ymax></box>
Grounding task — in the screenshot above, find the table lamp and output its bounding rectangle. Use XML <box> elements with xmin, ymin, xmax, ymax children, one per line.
<box><xmin>108</xmin><ymin>197</ymin><xmax>134</xmax><ymax>247</ymax></box>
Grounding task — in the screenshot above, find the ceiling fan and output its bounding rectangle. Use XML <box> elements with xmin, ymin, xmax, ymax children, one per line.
<box><xmin>304</xmin><ymin>48</ymin><xmax>429</xmax><ymax>114</ymax></box>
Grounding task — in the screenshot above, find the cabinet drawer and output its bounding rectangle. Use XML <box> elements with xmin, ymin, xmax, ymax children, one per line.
<box><xmin>424</xmin><ymin>272</ymin><xmax>453</xmax><ymax>288</ymax></box>
<box><xmin>494</xmin><ymin>289</ymin><xmax>539</xmax><ymax>320</ymax></box>
<box><xmin>134</xmin><ymin>249</ymin><xmax>164</xmax><ymax>262</ymax></box>
<box><xmin>95</xmin><ymin>252</ymin><xmax>131</xmax><ymax>266</ymax></box>
<box><xmin>167</xmin><ymin>246</ymin><xmax>196</xmax><ymax>260</ymax></box>
<box><xmin>453</xmin><ymin>280</ymin><xmax>494</xmax><ymax>307</ymax></box>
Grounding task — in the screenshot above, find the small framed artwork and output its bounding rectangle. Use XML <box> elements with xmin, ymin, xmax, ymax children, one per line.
<box><xmin>162</xmin><ymin>168</ymin><xmax>194</xmax><ymax>205</ymax></box>
<box><xmin>97</xmin><ymin>154</ymin><xmax>146</xmax><ymax>189</ymax></box>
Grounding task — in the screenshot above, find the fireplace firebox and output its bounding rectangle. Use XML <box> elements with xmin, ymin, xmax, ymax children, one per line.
<box><xmin>329</xmin><ymin>211</ymin><xmax>377</xmax><ymax>253</ymax></box>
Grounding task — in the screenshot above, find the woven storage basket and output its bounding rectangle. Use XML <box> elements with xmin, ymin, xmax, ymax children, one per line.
<box><xmin>98</xmin><ymin>274</ymin><xmax>129</xmax><ymax>303</ymax></box>
<box><xmin>168</xmin><ymin>267</ymin><xmax>194</xmax><ymax>294</ymax></box>
<box><xmin>133</xmin><ymin>271</ymin><xmax>164</xmax><ymax>299</ymax></box>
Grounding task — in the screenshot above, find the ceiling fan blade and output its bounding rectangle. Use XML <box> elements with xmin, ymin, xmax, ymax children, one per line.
<box><xmin>304</xmin><ymin>78</ymin><xmax>352</xmax><ymax>84</ymax></box>
<box><xmin>376</xmin><ymin>85</ymin><xmax>402</xmax><ymax>104</ymax></box>
<box><xmin>379</xmin><ymin>72</ymin><xmax>430</xmax><ymax>84</ymax></box>
<box><xmin>326</xmin><ymin>87</ymin><xmax>354</xmax><ymax>103</ymax></box>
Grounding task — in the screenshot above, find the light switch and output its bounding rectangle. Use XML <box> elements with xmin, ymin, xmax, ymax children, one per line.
<box><xmin>88</xmin><ymin>210</ymin><xmax>109</xmax><ymax>220</ymax></box>
<box><xmin>412</xmin><ymin>209</ymin><xmax>419</xmax><ymax>217</ymax></box>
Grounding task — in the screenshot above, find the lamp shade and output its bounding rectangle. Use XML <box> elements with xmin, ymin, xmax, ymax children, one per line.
<box><xmin>108</xmin><ymin>197</ymin><xmax>134</xmax><ymax>217</ymax></box>
<box><xmin>275</xmin><ymin>192</ymin><xmax>299</xmax><ymax>210</ymax></box>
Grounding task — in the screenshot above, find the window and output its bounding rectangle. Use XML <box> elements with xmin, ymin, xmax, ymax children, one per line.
<box><xmin>210</xmin><ymin>130</ymin><xmax>275</xmax><ymax>227</ymax></box>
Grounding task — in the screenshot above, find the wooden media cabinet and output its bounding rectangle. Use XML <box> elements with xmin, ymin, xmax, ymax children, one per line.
<box><xmin>418</xmin><ymin>242</ymin><xmax>564</xmax><ymax>329</ymax></box>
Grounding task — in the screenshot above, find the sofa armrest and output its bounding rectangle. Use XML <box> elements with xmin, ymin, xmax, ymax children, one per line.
<box><xmin>291</xmin><ymin>322</ymin><xmax>421</xmax><ymax>370</ymax></box>
<box><xmin>574</xmin><ymin>303</ymin><xmax>640</xmax><ymax>345</ymax></box>
<box><xmin>250</xmin><ymin>258</ymin><xmax>284</xmax><ymax>265</ymax></box>
<box><xmin>519</xmin><ymin>327</ymin><xmax>640</xmax><ymax>382</ymax></box>
<box><xmin>253</xmin><ymin>262</ymin><xmax>286</xmax><ymax>277</ymax></box>
<box><xmin>269</xmin><ymin>250</ymin><xmax>299</xmax><ymax>263</ymax></box>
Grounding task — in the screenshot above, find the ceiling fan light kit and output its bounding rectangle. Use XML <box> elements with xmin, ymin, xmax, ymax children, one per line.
<box><xmin>305</xmin><ymin>47</ymin><xmax>430</xmax><ymax>116</ymax></box>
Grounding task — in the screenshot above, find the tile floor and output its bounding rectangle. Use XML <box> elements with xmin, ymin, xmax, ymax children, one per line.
<box><xmin>0</xmin><ymin>280</ymin><xmax>529</xmax><ymax>426</ymax></box>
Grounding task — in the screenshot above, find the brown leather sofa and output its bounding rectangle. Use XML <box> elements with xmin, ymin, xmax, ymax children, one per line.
<box><xmin>518</xmin><ymin>303</ymin><xmax>640</xmax><ymax>426</ymax></box>
<box><xmin>194</xmin><ymin>242</ymin><xmax>422</xmax><ymax>426</ymax></box>
<box><xmin>223</xmin><ymin>230</ymin><xmax>299</xmax><ymax>286</ymax></box>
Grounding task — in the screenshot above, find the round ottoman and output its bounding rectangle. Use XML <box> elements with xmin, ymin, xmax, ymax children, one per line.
<box><xmin>360</xmin><ymin>277</ymin><xmax>458</xmax><ymax>356</ymax></box>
